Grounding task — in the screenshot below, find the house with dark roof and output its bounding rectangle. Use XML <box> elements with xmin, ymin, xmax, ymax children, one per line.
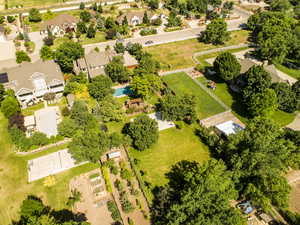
<box><xmin>40</xmin><ymin>14</ymin><xmax>78</xmax><ymax>37</ymax></box>
<box><xmin>74</xmin><ymin>50</ymin><xmax>138</xmax><ymax>79</ymax></box>
<box><xmin>0</xmin><ymin>60</ymin><xmax>64</xmax><ymax>107</ymax></box>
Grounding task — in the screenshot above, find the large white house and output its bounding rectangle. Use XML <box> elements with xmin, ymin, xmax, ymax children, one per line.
<box><xmin>40</xmin><ymin>14</ymin><xmax>78</xmax><ymax>37</ymax></box>
<box><xmin>0</xmin><ymin>60</ymin><xmax>65</xmax><ymax>107</ymax></box>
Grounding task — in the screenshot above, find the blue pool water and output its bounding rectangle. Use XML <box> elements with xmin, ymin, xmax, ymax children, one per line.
<box><xmin>113</xmin><ymin>86</ymin><xmax>132</xmax><ymax>97</ymax></box>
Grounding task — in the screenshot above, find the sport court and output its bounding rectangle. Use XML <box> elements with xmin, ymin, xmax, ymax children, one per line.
<box><xmin>28</xmin><ymin>149</ymin><xmax>84</xmax><ymax>182</ymax></box>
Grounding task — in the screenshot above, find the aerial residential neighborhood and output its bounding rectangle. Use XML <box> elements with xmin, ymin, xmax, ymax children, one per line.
<box><xmin>0</xmin><ymin>0</ymin><xmax>299</xmax><ymax>224</ymax></box>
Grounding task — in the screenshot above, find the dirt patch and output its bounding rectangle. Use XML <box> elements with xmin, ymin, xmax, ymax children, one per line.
<box><xmin>289</xmin><ymin>181</ymin><xmax>300</xmax><ymax>214</ymax></box>
<box><xmin>70</xmin><ymin>169</ymin><xmax>114</xmax><ymax>225</ymax></box>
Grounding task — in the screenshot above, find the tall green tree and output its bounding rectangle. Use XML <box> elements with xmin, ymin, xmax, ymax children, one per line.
<box><xmin>40</xmin><ymin>45</ymin><xmax>54</xmax><ymax>60</ymax></box>
<box><xmin>201</xmin><ymin>18</ymin><xmax>230</xmax><ymax>45</ymax></box>
<box><xmin>151</xmin><ymin>159</ymin><xmax>245</xmax><ymax>225</ymax></box>
<box><xmin>1</xmin><ymin>95</ymin><xmax>20</xmax><ymax>118</ymax></box>
<box><xmin>242</xmin><ymin>65</ymin><xmax>272</xmax><ymax>100</ymax></box>
<box><xmin>28</xmin><ymin>8</ymin><xmax>42</xmax><ymax>22</ymax></box>
<box><xmin>68</xmin><ymin>130</ymin><xmax>110</xmax><ymax>162</ymax></box>
<box><xmin>125</xmin><ymin>114</ymin><xmax>159</xmax><ymax>150</ymax></box>
<box><xmin>213</xmin><ymin>52</ymin><xmax>241</xmax><ymax>82</ymax></box>
<box><xmin>80</xmin><ymin>10</ymin><xmax>91</xmax><ymax>22</ymax></box>
<box><xmin>158</xmin><ymin>94</ymin><xmax>197</xmax><ymax>122</ymax></box>
<box><xmin>131</xmin><ymin>73</ymin><xmax>163</xmax><ymax>99</ymax></box>
<box><xmin>55</xmin><ymin>41</ymin><xmax>84</xmax><ymax>73</ymax></box>
<box><xmin>271</xmin><ymin>82</ymin><xmax>297</xmax><ymax>112</ymax></box>
<box><xmin>248</xmin><ymin>88</ymin><xmax>278</xmax><ymax>117</ymax></box>
<box><xmin>105</xmin><ymin>56</ymin><xmax>131</xmax><ymax>83</ymax></box>
<box><xmin>16</xmin><ymin>50</ymin><xmax>31</xmax><ymax>64</ymax></box>
<box><xmin>86</xmin><ymin>23</ymin><xmax>96</xmax><ymax>38</ymax></box>
<box><xmin>88</xmin><ymin>75</ymin><xmax>114</xmax><ymax>101</ymax></box>
<box><xmin>218</xmin><ymin>117</ymin><xmax>297</xmax><ymax>210</ymax></box>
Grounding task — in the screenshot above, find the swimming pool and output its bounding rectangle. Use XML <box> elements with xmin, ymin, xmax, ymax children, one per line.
<box><xmin>113</xmin><ymin>86</ymin><xmax>132</xmax><ymax>97</ymax></box>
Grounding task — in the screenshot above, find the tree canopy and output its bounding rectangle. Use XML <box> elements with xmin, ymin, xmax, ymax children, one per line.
<box><xmin>158</xmin><ymin>94</ymin><xmax>197</xmax><ymax>122</ymax></box>
<box><xmin>105</xmin><ymin>56</ymin><xmax>131</xmax><ymax>83</ymax></box>
<box><xmin>1</xmin><ymin>95</ymin><xmax>20</xmax><ymax>118</ymax></box>
<box><xmin>88</xmin><ymin>75</ymin><xmax>114</xmax><ymax>101</ymax></box>
<box><xmin>124</xmin><ymin>114</ymin><xmax>159</xmax><ymax>150</ymax></box>
<box><xmin>216</xmin><ymin>117</ymin><xmax>298</xmax><ymax>210</ymax></box>
<box><xmin>201</xmin><ymin>18</ymin><xmax>230</xmax><ymax>45</ymax></box>
<box><xmin>14</xmin><ymin>195</ymin><xmax>90</xmax><ymax>225</ymax></box>
<box><xmin>151</xmin><ymin>159</ymin><xmax>245</xmax><ymax>225</ymax></box>
<box><xmin>213</xmin><ymin>52</ymin><xmax>241</xmax><ymax>81</ymax></box>
<box><xmin>55</xmin><ymin>41</ymin><xmax>84</xmax><ymax>73</ymax></box>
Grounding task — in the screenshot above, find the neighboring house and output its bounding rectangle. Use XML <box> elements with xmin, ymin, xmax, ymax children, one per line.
<box><xmin>74</xmin><ymin>50</ymin><xmax>138</xmax><ymax>79</ymax></box>
<box><xmin>24</xmin><ymin>106</ymin><xmax>61</xmax><ymax>138</ymax></box>
<box><xmin>40</xmin><ymin>14</ymin><xmax>78</xmax><ymax>37</ymax></box>
<box><xmin>0</xmin><ymin>60</ymin><xmax>65</xmax><ymax>107</ymax></box>
<box><xmin>117</xmin><ymin>11</ymin><xmax>157</xmax><ymax>26</ymax></box>
<box><xmin>232</xmin><ymin>59</ymin><xmax>283</xmax><ymax>92</ymax></box>
<box><xmin>0</xmin><ymin>25</ymin><xmax>6</xmax><ymax>42</ymax></box>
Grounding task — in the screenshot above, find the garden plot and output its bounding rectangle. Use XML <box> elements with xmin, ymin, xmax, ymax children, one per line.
<box><xmin>28</xmin><ymin>149</ymin><xmax>85</xmax><ymax>182</ymax></box>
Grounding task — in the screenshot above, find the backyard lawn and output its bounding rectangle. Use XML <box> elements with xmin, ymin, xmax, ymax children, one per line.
<box><xmin>274</xmin><ymin>63</ymin><xmax>300</xmax><ymax>80</ymax></box>
<box><xmin>197</xmin><ymin>76</ymin><xmax>296</xmax><ymax>126</ymax></box>
<box><xmin>0</xmin><ymin>113</ymin><xmax>98</xmax><ymax>225</ymax></box>
<box><xmin>129</xmin><ymin>125</ymin><xmax>210</xmax><ymax>188</ymax></box>
<box><xmin>146</xmin><ymin>30</ymin><xmax>249</xmax><ymax>71</ymax></box>
<box><xmin>162</xmin><ymin>72</ymin><xmax>226</xmax><ymax>119</ymax></box>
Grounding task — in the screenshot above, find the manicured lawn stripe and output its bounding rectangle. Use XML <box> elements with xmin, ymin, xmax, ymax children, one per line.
<box><xmin>162</xmin><ymin>72</ymin><xmax>226</xmax><ymax>119</ymax></box>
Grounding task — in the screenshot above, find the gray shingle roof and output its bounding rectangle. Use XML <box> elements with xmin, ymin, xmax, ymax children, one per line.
<box><xmin>0</xmin><ymin>60</ymin><xmax>64</xmax><ymax>94</ymax></box>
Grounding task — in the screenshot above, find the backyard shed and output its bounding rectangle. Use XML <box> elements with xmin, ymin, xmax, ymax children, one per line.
<box><xmin>215</xmin><ymin>120</ymin><xmax>244</xmax><ymax>136</ymax></box>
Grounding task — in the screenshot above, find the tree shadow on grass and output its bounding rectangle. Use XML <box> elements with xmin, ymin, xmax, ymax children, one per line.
<box><xmin>201</xmin><ymin>68</ymin><xmax>250</xmax><ymax>121</ymax></box>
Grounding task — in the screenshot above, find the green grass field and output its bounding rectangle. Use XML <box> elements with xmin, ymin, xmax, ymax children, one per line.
<box><xmin>146</xmin><ymin>30</ymin><xmax>249</xmax><ymax>71</ymax></box>
<box><xmin>130</xmin><ymin>125</ymin><xmax>210</xmax><ymax>187</ymax></box>
<box><xmin>274</xmin><ymin>63</ymin><xmax>300</xmax><ymax>80</ymax></box>
<box><xmin>162</xmin><ymin>72</ymin><xmax>226</xmax><ymax>119</ymax></box>
<box><xmin>0</xmin><ymin>113</ymin><xmax>98</xmax><ymax>225</ymax></box>
<box><xmin>197</xmin><ymin>77</ymin><xmax>296</xmax><ymax>126</ymax></box>
<box><xmin>8</xmin><ymin>0</ymin><xmax>65</xmax><ymax>8</ymax></box>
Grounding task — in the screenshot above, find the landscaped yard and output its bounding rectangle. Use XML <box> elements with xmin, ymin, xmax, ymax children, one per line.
<box><xmin>129</xmin><ymin>125</ymin><xmax>210</xmax><ymax>188</ymax></box>
<box><xmin>0</xmin><ymin>113</ymin><xmax>99</xmax><ymax>225</ymax></box>
<box><xmin>162</xmin><ymin>72</ymin><xmax>226</xmax><ymax>119</ymax></box>
<box><xmin>146</xmin><ymin>30</ymin><xmax>249</xmax><ymax>71</ymax></box>
<box><xmin>79</xmin><ymin>32</ymin><xmax>107</xmax><ymax>45</ymax></box>
<box><xmin>197</xmin><ymin>76</ymin><xmax>296</xmax><ymax>126</ymax></box>
<box><xmin>274</xmin><ymin>63</ymin><xmax>300</xmax><ymax>80</ymax></box>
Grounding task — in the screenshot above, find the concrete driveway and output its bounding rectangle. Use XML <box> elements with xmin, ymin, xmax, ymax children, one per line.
<box><xmin>0</xmin><ymin>41</ymin><xmax>15</xmax><ymax>61</ymax></box>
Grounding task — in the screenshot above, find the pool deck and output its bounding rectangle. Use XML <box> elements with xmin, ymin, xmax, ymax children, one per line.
<box><xmin>112</xmin><ymin>83</ymin><xmax>130</xmax><ymax>89</ymax></box>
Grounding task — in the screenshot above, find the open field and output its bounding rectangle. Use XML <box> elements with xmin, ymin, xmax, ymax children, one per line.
<box><xmin>8</xmin><ymin>0</ymin><xmax>66</xmax><ymax>9</ymax></box>
<box><xmin>0</xmin><ymin>113</ymin><xmax>98</xmax><ymax>225</ymax></box>
<box><xmin>275</xmin><ymin>63</ymin><xmax>300</xmax><ymax>80</ymax></box>
<box><xmin>130</xmin><ymin>125</ymin><xmax>210</xmax><ymax>188</ymax></box>
<box><xmin>146</xmin><ymin>30</ymin><xmax>249</xmax><ymax>71</ymax></box>
<box><xmin>162</xmin><ymin>72</ymin><xmax>226</xmax><ymax>119</ymax></box>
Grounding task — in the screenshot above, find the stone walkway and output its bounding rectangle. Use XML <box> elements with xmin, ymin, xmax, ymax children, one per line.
<box><xmin>287</xmin><ymin>113</ymin><xmax>300</xmax><ymax>131</ymax></box>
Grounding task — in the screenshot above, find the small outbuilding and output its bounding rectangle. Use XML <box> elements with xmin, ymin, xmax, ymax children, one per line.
<box><xmin>107</xmin><ymin>151</ymin><xmax>121</xmax><ymax>160</ymax></box>
<box><xmin>215</xmin><ymin>120</ymin><xmax>244</xmax><ymax>136</ymax></box>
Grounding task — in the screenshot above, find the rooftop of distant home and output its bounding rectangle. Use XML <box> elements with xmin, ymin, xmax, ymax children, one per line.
<box><xmin>0</xmin><ymin>60</ymin><xmax>64</xmax><ymax>96</ymax></box>
<box><xmin>40</xmin><ymin>14</ymin><xmax>78</xmax><ymax>30</ymax></box>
